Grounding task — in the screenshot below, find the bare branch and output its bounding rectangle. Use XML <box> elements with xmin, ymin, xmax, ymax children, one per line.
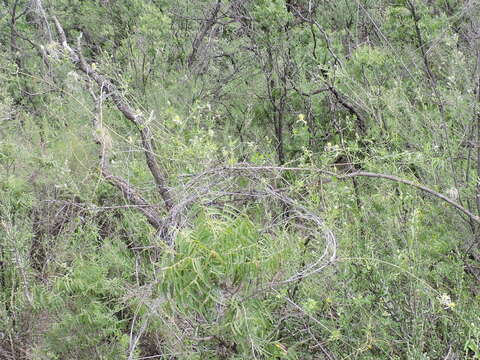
<box><xmin>52</xmin><ymin>16</ymin><xmax>174</xmax><ymax>211</ymax></box>
<box><xmin>187</xmin><ymin>0</ymin><xmax>222</xmax><ymax>69</ymax></box>
<box><xmin>342</xmin><ymin>171</ymin><xmax>480</xmax><ymax>224</ymax></box>
<box><xmin>91</xmin><ymin>91</ymin><xmax>163</xmax><ymax>230</ymax></box>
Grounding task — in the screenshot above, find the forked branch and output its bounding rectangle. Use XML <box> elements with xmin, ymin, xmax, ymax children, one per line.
<box><xmin>91</xmin><ymin>91</ymin><xmax>163</xmax><ymax>230</ymax></box>
<box><xmin>52</xmin><ymin>16</ymin><xmax>174</xmax><ymax>211</ymax></box>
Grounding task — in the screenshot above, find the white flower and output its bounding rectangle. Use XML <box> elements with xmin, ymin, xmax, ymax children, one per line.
<box><xmin>438</xmin><ymin>293</ymin><xmax>456</xmax><ymax>309</ymax></box>
<box><xmin>447</xmin><ymin>187</ymin><xmax>459</xmax><ymax>201</ymax></box>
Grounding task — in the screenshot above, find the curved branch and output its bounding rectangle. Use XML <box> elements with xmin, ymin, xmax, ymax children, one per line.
<box><xmin>195</xmin><ymin>164</ymin><xmax>480</xmax><ymax>225</ymax></box>
<box><xmin>342</xmin><ymin>171</ymin><xmax>479</xmax><ymax>223</ymax></box>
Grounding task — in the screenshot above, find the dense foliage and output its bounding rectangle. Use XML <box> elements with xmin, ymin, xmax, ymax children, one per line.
<box><xmin>1</xmin><ymin>0</ymin><xmax>480</xmax><ymax>359</ymax></box>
